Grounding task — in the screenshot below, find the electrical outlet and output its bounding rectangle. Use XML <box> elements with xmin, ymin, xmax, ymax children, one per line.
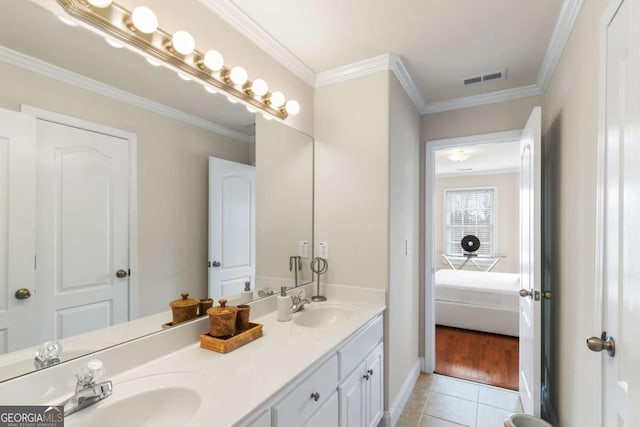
<box><xmin>298</xmin><ymin>241</ymin><xmax>309</xmax><ymax>258</ymax></box>
<box><xmin>319</xmin><ymin>241</ymin><xmax>329</xmax><ymax>259</ymax></box>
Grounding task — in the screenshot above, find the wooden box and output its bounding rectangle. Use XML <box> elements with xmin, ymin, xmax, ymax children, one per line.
<box><xmin>200</xmin><ymin>322</ymin><xmax>263</xmax><ymax>353</ymax></box>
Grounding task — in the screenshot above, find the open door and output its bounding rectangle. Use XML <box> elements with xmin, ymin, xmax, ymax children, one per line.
<box><xmin>208</xmin><ymin>157</ymin><xmax>255</xmax><ymax>299</ymax></box>
<box><xmin>518</xmin><ymin>106</ymin><xmax>543</xmax><ymax>415</ymax></box>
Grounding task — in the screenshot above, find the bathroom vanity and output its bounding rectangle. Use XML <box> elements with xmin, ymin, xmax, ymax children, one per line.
<box><xmin>0</xmin><ymin>297</ymin><xmax>385</xmax><ymax>427</ymax></box>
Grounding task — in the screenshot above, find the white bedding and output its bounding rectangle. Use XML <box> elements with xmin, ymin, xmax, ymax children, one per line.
<box><xmin>435</xmin><ymin>269</ymin><xmax>521</xmax><ymax>336</ymax></box>
<box><xmin>435</xmin><ymin>269</ymin><xmax>520</xmax><ymax>309</ymax></box>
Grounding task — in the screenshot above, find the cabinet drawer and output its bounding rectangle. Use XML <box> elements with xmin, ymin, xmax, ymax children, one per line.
<box><xmin>304</xmin><ymin>391</ymin><xmax>338</xmax><ymax>427</ymax></box>
<box><xmin>273</xmin><ymin>354</ymin><xmax>339</xmax><ymax>426</ymax></box>
<box><xmin>339</xmin><ymin>316</ymin><xmax>383</xmax><ymax>379</ymax></box>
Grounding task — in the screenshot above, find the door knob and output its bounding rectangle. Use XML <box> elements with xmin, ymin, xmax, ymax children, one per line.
<box><xmin>15</xmin><ymin>288</ymin><xmax>31</xmax><ymax>300</ymax></box>
<box><xmin>541</xmin><ymin>290</ymin><xmax>552</xmax><ymax>300</ymax></box>
<box><xmin>519</xmin><ymin>289</ymin><xmax>533</xmax><ymax>298</ymax></box>
<box><xmin>586</xmin><ymin>332</ymin><xmax>615</xmax><ymax>357</ymax></box>
<box><xmin>210</xmin><ymin>261</ymin><xmax>221</xmax><ymax>268</ymax></box>
<box><xmin>115</xmin><ymin>269</ymin><xmax>129</xmax><ymax>278</ymax></box>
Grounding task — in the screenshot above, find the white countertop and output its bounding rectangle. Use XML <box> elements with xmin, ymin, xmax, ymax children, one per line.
<box><xmin>61</xmin><ymin>298</ymin><xmax>385</xmax><ymax>426</ymax></box>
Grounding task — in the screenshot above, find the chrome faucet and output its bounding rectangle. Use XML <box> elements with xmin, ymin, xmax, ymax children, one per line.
<box><xmin>34</xmin><ymin>341</ymin><xmax>63</xmax><ymax>370</ymax></box>
<box><xmin>60</xmin><ymin>359</ymin><xmax>112</xmax><ymax>416</ymax></box>
<box><xmin>290</xmin><ymin>290</ymin><xmax>311</xmax><ymax>313</ymax></box>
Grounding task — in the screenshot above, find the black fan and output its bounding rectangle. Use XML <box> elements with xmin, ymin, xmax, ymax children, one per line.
<box><xmin>461</xmin><ymin>235</ymin><xmax>480</xmax><ymax>253</ymax></box>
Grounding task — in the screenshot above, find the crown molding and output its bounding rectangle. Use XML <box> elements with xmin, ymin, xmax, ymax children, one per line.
<box><xmin>197</xmin><ymin>0</ymin><xmax>316</xmax><ymax>86</ymax></box>
<box><xmin>315</xmin><ymin>54</ymin><xmax>395</xmax><ymax>87</ymax></box>
<box><xmin>536</xmin><ymin>0</ymin><xmax>584</xmax><ymax>91</ymax></box>
<box><xmin>389</xmin><ymin>55</ymin><xmax>428</xmax><ymax>113</ymax></box>
<box><xmin>423</xmin><ymin>84</ymin><xmax>543</xmax><ymax>115</ymax></box>
<box><xmin>0</xmin><ymin>45</ymin><xmax>251</xmax><ymax>143</ymax></box>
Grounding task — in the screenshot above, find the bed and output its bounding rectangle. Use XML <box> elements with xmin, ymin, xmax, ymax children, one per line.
<box><xmin>435</xmin><ymin>269</ymin><xmax>521</xmax><ymax>337</ymax></box>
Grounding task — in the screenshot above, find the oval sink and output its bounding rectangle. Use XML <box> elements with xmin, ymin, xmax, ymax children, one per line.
<box><xmin>293</xmin><ymin>302</ymin><xmax>357</xmax><ymax>328</ymax></box>
<box><xmin>66</xmin><ymin>372</ymin><xmax>211</xmax><ymax>427</ymax></box>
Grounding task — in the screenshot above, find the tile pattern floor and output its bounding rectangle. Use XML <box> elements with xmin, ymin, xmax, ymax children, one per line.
<box><xmin>397</xmin><ymin>374</ymin><xmax>523</xmax><ymax>427</ymax></box>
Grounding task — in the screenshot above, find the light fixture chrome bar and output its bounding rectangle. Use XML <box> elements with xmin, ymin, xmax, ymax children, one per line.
<box><xmin>56</xmin><ymin>0</ymin><xmax>290</xmax><ymax>119</ymax></box>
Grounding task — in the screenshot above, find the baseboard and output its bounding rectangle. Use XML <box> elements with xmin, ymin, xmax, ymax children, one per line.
<box><xmin>382</xmin><ymin>358</ymin><xmax>421</xmax><ymax>426</ymax></box>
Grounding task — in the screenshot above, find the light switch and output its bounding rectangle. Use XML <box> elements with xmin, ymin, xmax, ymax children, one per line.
<box><xmin>298</xmin><ymin>241</ymin><xmax>309</xmax><ymax>258</ymax></box>
<box><xmin>319</xmin><ymin>241</ymin><xmax>329</xmax><ymax>259</ymax></box>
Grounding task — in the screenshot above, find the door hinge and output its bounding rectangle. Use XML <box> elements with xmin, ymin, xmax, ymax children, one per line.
<box><xmin>128</xmin><ymin>269</ymin><xmax>131</xmax><ymax>277</ymax></box>
<box><xmin>34</xmin><ymin>255</ymin><xmax>37</xmax><ymax>270</ymax></box>
<box><xmin>208</xmin><ymin>261</ymin><xmax>211</xmax><ymax>268</ymax></box>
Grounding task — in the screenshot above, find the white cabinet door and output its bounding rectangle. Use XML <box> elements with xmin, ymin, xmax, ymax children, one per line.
<box><xmin>365</xmin><ymin>343</ymin><xmax>384</xmax><ymax>427</ymax></box>
<box><xmin>304</xmin><ymin>391</ymin><xmax>339</xmax><ymax>427</ymax></box>
<box><xmin>339</xmin><ymin>360</ymin><xmax>366</xmax><ymax>427</ymax></box>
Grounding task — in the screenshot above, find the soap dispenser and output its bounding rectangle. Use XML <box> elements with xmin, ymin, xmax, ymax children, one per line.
<box><xmin>277</xmin><ymin>286</ymin><xmax>292</xmax><ymax>322</ymax></box>
<box><xmin>240</xmin><ymin>281</ymin><xmax>253</xmax><ymax>304</ymax></box>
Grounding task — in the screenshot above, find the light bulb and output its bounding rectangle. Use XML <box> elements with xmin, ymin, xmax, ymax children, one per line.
<box><xmin>146</xmin><ymin>57</ymin><xmax>162</xmax><ymax>67</ymax></box>
<box><xmin>229</xmin><ymin>66</ymin><xmax>248</xmax><ymax>85</ymax></box>
<box><xmin>203</xmin><ymin>50</ymin><xmax>224</xmax><ymax>71</ymax></box>
<box><xmin>270</xmin><ymin>91</ymin><xmax>285</xmax><ymax>108</ymax></box>
<box><xmin>204</xmin><ymin>86</ymin><xmax>217</xmax><ymax>94</ymax></box>
<box><xmin>87</xmin><ymin>0</ymin><xmax>112</xmax><ymax>7</ymax></box>
<box><xmin>105</xmin><ymin>38</ymin><xmax>123</xmax><ymax>48</ymax></box>
<box><xmin>172</xmin><ymin>31</ymin><xmax>195</xmax><ymax>55</ymax></box>
<box><xmin>251</xmin><ymin>79</ymin><xmax>268</xmax><ymax>97</ymax></box>
<box><xmin>131</xmin><ymin>7</ymin><xmax>158</xmax><ymax>34</ymax></box>
<box><xmin>246</xmin><ymin>106</ymin><xmax>257</xmax><ymax>113</ymax></box>
<box><xmin>262</xmin><ymin>113</ymin><xmax>274</xmax><ymax>121</ymax></box>
<box><xmin>227</xmin><ymin>96</ymin><xmax>239</xmax><ymax>104</ymax></box>
<box><xmin>177</xmin><ymin>72</ymin><xmax>191</xmax><ymax>81</ymax></box>
<box><xmin>58</xmin><ymin>15</ymin><xmax>78</xmax><ymax>27</ymax></box>
<box><xmin>285</xmin><ymin>100</ymin><xmax>300</xmax><ymax>115</ymax></box>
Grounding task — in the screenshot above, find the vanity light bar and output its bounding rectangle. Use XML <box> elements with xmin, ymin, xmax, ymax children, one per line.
<box><xmin>56</xmin><ymin>0</ymin><xmax>298</xmax><ymax>120</ymax></box>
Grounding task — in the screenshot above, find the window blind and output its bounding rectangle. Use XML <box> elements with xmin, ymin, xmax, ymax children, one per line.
<box><xmin>445</xmin><ymin>188</ymin><xmax>495</xmax><ymax>256</ymax></box>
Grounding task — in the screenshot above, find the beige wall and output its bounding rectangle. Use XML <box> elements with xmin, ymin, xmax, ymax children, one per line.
<box><xmin>255</xmin><ymin>115</ymin><xmax>314</xmax><ymax>286</ymax></box>
<box><xmin>0</xmin><ymin>61</ymin><xmax>250</xmax><ymax>316</ymax></box>
<box><xmin>388</xmin><ymin>75</ymin><xmax>421</xmax><ymax>407</ymax></box>
<box><xmin>435</xmin><ymin>173</ymin><xmax>520</xmax><ymax>274</ymax></box>
<box><xmin>314</xmin><ymin>72</ymin><xmax>390</xmax><ymax>290</ymax></box>
<box><xmin>542</xmin><ymin>0</ymin><xmax>607</xmax><ymax>425</ymax></box>
<box><xmin>421</xmin><ymin>96</ymin><xmax>543</xmax><ymax>141</ymax></box>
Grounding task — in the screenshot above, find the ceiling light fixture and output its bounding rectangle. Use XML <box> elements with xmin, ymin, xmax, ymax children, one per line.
<box><xmin>447</xmin><ymin>149</ymin><xmax>471</xmax><ymax>162</ymax></box>
<box><xmin>55</xmin><ymin>0</ymin><xmax>297</xmax><ymax>120</ymax></box>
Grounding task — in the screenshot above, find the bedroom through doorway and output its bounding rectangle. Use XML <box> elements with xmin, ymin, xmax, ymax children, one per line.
<box><xmin>429</xmin><ymin>134</ymin><xmax>522</xmax><ymax>391</ymax></box>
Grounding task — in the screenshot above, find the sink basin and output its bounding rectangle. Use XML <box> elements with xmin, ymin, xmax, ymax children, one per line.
<box><xmin>293</xmin><ymin>302</ymin><xmax>358</xmax><ymax>327</ymax></box>
<box><xmin>65</xmin><ymin>372</ymin><xmax>212</xmax><ymax>427</ymax></box>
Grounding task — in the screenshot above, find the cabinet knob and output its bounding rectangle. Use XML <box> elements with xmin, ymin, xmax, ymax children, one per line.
<box><xmin>363</xmin><ymin>374</ymin><xmax>370</xmax><ymax>380</ymax></box>
<box><xmin>310</xmin><ymin>392</ymin><xmax>320</xmax><ymax>402</ymax></box>
<box><xmin>367</xmin><ymin>369</ymin><xmax>374</xmax><ymax>376</ymax></box>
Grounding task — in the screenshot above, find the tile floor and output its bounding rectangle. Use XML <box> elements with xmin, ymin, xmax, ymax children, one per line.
<box><xmin>397</xmin><ymin>374</ymin><xmax>523</xmax><ymax>427</ymax></box>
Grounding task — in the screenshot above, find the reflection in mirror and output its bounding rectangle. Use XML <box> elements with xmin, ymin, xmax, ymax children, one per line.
<box><xmin>0</xmin><ymin>0</ymin><xmax>313</xmax><ymax>382</ymax></box>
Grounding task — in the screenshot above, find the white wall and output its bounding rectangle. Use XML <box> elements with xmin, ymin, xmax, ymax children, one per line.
<box><xmin>314</xmin><ymin>72</ymin><xmax>390</xmax><ymax>290</ymax></box>
<box><xmin>388</xmin><ymin>74</ymin><xmax>421</xmax><ymax>407</ymax></box>
<box><xmin>0</xmin><ymin>61</ymin><xmax>250</xmax><ymax>316</ymax></box>
<box><xmin>542</xmin><ymin>0</ymin><xmax>607</xmax><ymax>425</ymax></box>
<box><xmin>255</xmin><ymin>115</ymin><xmax>314</xmax><ymax>286</ymax></box>
<box><xmin>435</xmin><ymin>172</ymin><xmax>520</xmax><ymax>274</ymax></box>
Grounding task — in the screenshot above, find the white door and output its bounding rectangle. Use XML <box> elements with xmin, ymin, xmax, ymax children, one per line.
<box><xmin>36</xmin><ymin>119</ymin><xmax>130</xmax><ymax>341</ymax></box>
<box><xmin>518</xmin><ymin>106</ymin><xmax>542</xmax><ymax>415</ymax></box>
<box><xmin>208</xmin><ymin>157</ymin><xmax>255</xmax><ymax>299</ymax></box>
<box><xmin>0</xmin><ymin>109</ymin><xmax>37</xmax><ymax>353</ymax></box>
<box><xmin>600</xmin><ymin>0</ymin><xmax>640</xmax><ymax>423</ymax></box>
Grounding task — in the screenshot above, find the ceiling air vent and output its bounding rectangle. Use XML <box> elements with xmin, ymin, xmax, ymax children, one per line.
<box><xmin>462</xmin><ymin>69</ymin><xmax>507</xmax><ymax>86</ymax></box>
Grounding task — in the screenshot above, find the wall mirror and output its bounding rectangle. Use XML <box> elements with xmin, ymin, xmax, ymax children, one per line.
<box><xmin>0</xmin><ymin>0</ymin><xmax>313</xmax><ymax>382</ymax></box>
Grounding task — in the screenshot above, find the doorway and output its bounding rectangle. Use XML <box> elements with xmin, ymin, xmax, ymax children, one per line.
<box><xmin>425</xmin><ymin>107</ymin><xmax>544</xmax><ymax>417</ymax></box>
<box><xmin>427</xmin><ymin>133</ymin><xmax>522</xmax><ymax>391</ymax></box>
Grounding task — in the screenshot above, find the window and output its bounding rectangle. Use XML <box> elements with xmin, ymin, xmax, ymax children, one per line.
<box><xmin>444</xmin><ymin>187</ymin><xmax>495</xmax><ymax>256</ymax></box>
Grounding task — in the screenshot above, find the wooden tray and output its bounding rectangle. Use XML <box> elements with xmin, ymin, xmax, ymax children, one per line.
<box><xmin>161</xmin><ymin>322</ymin><xmax>174</xmax><ymax>329</ymax></box>
<box><xmin>200</xmin><ymin>322</ymin><xmax>263</xmax><ymax>353</ymax></box>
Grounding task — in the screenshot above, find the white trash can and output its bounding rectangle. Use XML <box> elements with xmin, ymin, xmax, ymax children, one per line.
<box><xmin>504</xmin><ymin>414</ymin><xmax>554</xmax><ymax>427</ymax></box>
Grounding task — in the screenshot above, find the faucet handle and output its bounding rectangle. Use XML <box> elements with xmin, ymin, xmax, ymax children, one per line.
<box><xmin>77</xmin><ymin>359</ymin><xmax>105</xmax><ymax>385</ymax></box>
<box><xmin>34</xmin><ymin>341</ymin><xmax>63</xmax><ymax>369</ymax></box>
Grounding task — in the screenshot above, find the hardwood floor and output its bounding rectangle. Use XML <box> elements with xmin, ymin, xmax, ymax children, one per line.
<box><xmin>435</xmin><ymin>325</ymin><xmax>519</xmax><ymax>390</ymax></box>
